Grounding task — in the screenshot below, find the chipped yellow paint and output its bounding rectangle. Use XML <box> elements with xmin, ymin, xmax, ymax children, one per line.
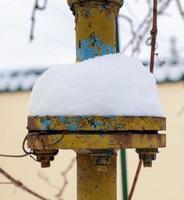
<box><xmin>27</xmin><ymin>133</ymin><xmax>166</xmax><ymax>150</ymax></box>
<box><xmin>28</xmin><ymin>116</ymin><xmax>166</xmax><ymax>131</ymax></box>
<box><xmin>75</xmin><ymin>2</ymin><xmax>119</xmax><ymax>50</ymax></box>
<box><xmin>77</xmin><ymin>153</ymin><xmax>117</xmax><ymax>200</ymax></box>
<box><xmin>26</xmin><ymin>1</ymin><xmax>166</xmax><ymax>199</ymax></box>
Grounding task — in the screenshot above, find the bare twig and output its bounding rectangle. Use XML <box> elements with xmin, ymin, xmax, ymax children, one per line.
<box><xmin>176</xmin><ymin>0</ymin><xmax>184</xmax><ymax>22</ymax></box>
<box><xmin>0</xmin><ymin>181</ymin><xmax>12</xmax><ymax>184</ymax></box>
<box><xmin>37</xmin><ymin>171</ymin><xmax>60</xmax><ymax>190</ymax></box>
<box><xmin>150</xmin><ymin>0</ymin><xmax>158</xmax><ymax>73</ymax></box>
<box><xmin>55</xmin><ymin>158</ymin><xmax>76</xmax><ymax>200</ymax></box>
<box><xmin>177</xmin><ymin>106</ymin><xmax>184</xmax><ymax>117</ymax></box>
<box><xmin>132</xmin><ymin>20</ymin><xmax>151</xmax><ymax>55</ymax></box>
<box><xmin>30</xmin><ymin>0</ymin><xmax>48</xmax><ymax>41</ymax></box>
<box><xmin>119</xmin><ymin>14</ymin><xmax>136</xmax><ymax>38</ymax></box>
<box><xmin>128</xmin><ymin>160</ymin><xmax>143</xmax><ymax>200</ymax></box>
<box><xmin>0</xmin><ymin>167</ymin><xmax>49</xmax><ymax>200</ymax></box>
<box><xmin>122</xmin><ymin>0</ymin><xmax>173</xmax><ymax>54</ymax></box>
<box><xmin>122</xmin><ymin>8</ymin><xmax>152</xmax><ymax>53</ymax></box>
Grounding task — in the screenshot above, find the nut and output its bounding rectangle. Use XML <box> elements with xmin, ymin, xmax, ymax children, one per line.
<box><xmin>136</xmin><ymin>148</ymin><xmax>158</xmax><ymax>168</ymax></box>
<box><xmin>90</xmin><ymin>149</ymin><xmax>114</xmax><ymax>172</ymax></box>
<box><xmin>33</xmin><ymin>149</ymin><xmax>59</xmax><ymax>168</ymax></box>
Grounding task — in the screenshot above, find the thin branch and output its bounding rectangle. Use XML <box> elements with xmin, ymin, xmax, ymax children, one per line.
<box><xmin>150</xmin><ymin>0</ymin><xmax>158</xmax><ymax>73</ymax></box>
<box><xmin>177</xmin><ymin>106</ymin><xmax>184</xmax><ymax>117</ymax></box>
<box><xmin>128</xmin><ymin>160</ymin><xmax>143</xmax><ymax>200</ymax></box>
<box><xmin>176</xmin><ymin>0</ymin><xmax>184</xmax><ymax>22</ymax></box>
<box><xmin>122</xmin><ymin>0</ymin><xmax>173</xmax><ymax>54</ymax></box>
<box><xmin>55</xmin><ymin>158</ymin><xmax>76</xmax><ymax>200</ymax></box>
<box><xmin>0</xmin><ymin>167</ymin><xmax>49</xmax><ymax>200</ymax></box>
<box><xmin>30</xmin><ymin>0</ymin><xmax>48</xmax><ymax>41</ymax></box>
<box><xmin>132</xmin><ymin>20</ymin><xmax>151</xmax><ymax>55</ymax></box>
<box><xmin>0</xmin><ymin>181</ymin><xmax>12</xmax><ymax>184</ymax></box>
<box><xmin>119</xmin><ymin>14</ymin><xmax>136</xmax><ymax>38</ymax></box>
<box><xmin>37</xmin><ymin>171</ymin><xmax>60</xmax><ymax>190</ymax></box>
<box><xmin>122</xmin><ymin>9</ymin><xmax>152</xmax><ymax>53</ymax></box>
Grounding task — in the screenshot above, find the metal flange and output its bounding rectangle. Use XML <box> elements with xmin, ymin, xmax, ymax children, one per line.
<box><xmin>67</xmin><ymin>0</ymin><xmax>124</xmax><ymax>8</ymax></box>
<box><xmin>28</xmin><ymin>116</ymin><xmax>166</xmax><ymax>132</ymax></box>
<box><xmin>27</xmin><ymin>132</ymin><xmax>166</xmax><ymax>150</ymax></box>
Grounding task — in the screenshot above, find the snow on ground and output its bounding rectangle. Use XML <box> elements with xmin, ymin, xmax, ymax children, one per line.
<box><xmin>29</xmin><ymin>53</ymin><xmax>164</xmax><ymax>116</ymax></box>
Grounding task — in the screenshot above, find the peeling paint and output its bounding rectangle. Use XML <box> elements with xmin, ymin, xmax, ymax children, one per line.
<box><xmin>75</xmin><ymin>2</ymin><xmax>119</xmax><ymax>61</ymax></box>
<box><xmin>28</xmin><ymin>116</ymin><xmax>166</xmax><ymax>132</ymax></box>
<box><xmin>27</xmin><ymin>133</ymin><xmax>166</xmax><ymax>150</ymax></box>
<box><xmin>77</xmin><ymin>35</ymin><xmax>115</xmax><ymax>61</ymax></box>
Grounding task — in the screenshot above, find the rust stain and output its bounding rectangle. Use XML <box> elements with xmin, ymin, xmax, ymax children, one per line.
<box><xmin>27</xmin><ymin>116</ymin><xmax>166</xmax><ymax>132</ymax></box>
<box><xmin>27</xmin><ymin>133</ymin><xmax>166</xmax><ymax>150</ymax></box>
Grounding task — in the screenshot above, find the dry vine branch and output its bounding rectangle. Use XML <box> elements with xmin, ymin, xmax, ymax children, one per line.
<box><xmin>55</xmin><ymin>158</ymin><xmax>76</xmax><ymax>200</ymax></box>
<box><xmin>150</xmin><ymin>0</ymin><xmax>158</xmax><ymax>73</ymax></box>
<box><xmin>132</xmin><ymin>20</ymin><xmax>152</xmax><ymax>55</ymax></box>
<box><xmin>30</xmin><ymin>0</ymin><xmax>48</xmax><ymax>41</ymax></box>
<box><xmin>0</xmin><ymin>167</ymin><xmax>49</xmax><ymax>200</ymax></box>
<box><xmin>176</xmin><ymin>0</ymin><xmax>184</xmax><ymax>22</ymax></box>
<box><xmin>128</xmin><ymin>160</ymin><xmax>143</xmax><ymax>200</ymax></box>
<box><xmin>0</xmin><ymin>181</ymin><xmax>12</xmax><ymax>184</ymax></box>
<box><xmin>119</xmin><ymin>14</ymin><xmax>136</xmax><ymax>38</ymax></box>
<box><xmin>122</xmin><ymin>0</ymin><xmax>173</xmax><ymax>54</ymax></box>
<box><xmin>37</xmin><ymin>171</ymin><xmax>60</xmax><ymax>190</ymax></box>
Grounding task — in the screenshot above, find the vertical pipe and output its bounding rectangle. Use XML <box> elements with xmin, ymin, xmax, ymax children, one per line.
<box><xmin>115</xmin><ymin>18</ymin><xmax>128</xmax><ymax>200</ymax></box>
<box><xmin>77</xmin><ymin>153</ymin><xmax>117</xmax><ymax>200</ymax></box>
<box><xmin>74</xmin><ymin>1</ymin><xmax>121</xmax><ymax>61</ymax></box>
<box><xmin>67</xmin><ymin>1</ymin><xmax>123</xmax><ymax>199</ymax></box>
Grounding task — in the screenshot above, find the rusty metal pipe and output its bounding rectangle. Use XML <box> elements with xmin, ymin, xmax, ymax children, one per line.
<box><xmin>67</xmin><ymin>0</ymin><xmax>123</xmax><ymax>199</ymax></box>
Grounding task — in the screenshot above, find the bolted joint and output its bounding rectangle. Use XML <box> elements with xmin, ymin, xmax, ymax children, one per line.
<box><xmin>136</xmin><ymin>148</ymin><xmax>159</xmax><ymax>167</ymax></box>
<box><xmin>90</xmin><ymin>149</ymin><xmax>114</xmax><ymax>172</ymax></box>
<box><xmin>32</xmin><ymin>149</ymin><xmax>59</xmax><ymax>168</ymax></box>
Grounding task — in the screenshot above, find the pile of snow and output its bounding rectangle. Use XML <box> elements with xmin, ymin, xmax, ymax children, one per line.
<box><xmin>29</xmin><ymin>53</ymin><xmax>164</xmax><ymax>117</ymax></box>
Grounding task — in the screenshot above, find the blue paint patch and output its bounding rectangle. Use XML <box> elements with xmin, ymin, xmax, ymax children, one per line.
<box><xmin>68</xmin><ymin>124</ymin><xmax>77</xmax><ymax>131</ymax></box>
<box><xmin>95</xmin><ymin>121</ymin><xmax>104</xmax><ymax>127</ymax></box>
<box><xmin>42</xmin><ymin>119</ymin><xmax>51</xmax><ymax>130</ymax></box>
<box><xmin>77</xmin><ymin>34</ymin><xmax>116</xmax><ymax>61</ymax></box>
<box><xmin>58</xmin><ymin>116</ymin><xmax>65</xmax><ymax>121</ymax></box>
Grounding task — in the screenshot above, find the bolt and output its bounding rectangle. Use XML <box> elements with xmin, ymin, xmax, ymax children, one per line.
<box><xmin>90</xmin><ymin>149</ymin><xmax>114</xmax><ymax>172</ymax></box>
<box><xmin>144</xmin><ymin>161</ymin><xmax>152</xmax><ymax>168</ymax></box>
<box><xmin>41</xmin><ymin>160</ymin><xmax>50</xmax><ymax>168</ymax></box>
<box><xmin>33</xmin><ymin>149</ymin><xmax>59</xmax><ymax>168</ymax></box>
<box><xmin>136</xmin><ymin>148</ymin><xmax>158</xmax><ymax>168</ymax></box>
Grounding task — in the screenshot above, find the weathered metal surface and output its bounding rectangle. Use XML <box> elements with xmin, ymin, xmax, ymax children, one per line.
<box><xmin>69</xmin><ymin>0</ymin><xmax>122</xmax><ymax>61</ymax></box>
<box><xmin>68</xmin><ymin>0</ymin><xmax>123</xmax><ymax>8</ymax></box>
<box><xmin>28</xmin><ymin>116</ymin><xmax>166</xmax><ymax>131</ymax></box>
<box><xmin>77</xmin><ymin>153</ymin><xmax>117</xmax><ymax>200</ymax></box>
<box><xmin>136</xmin><ymin>148</ymin><xmax>158</xmax><ymax>167</ymax></box>
<box><xmin>27</xmin><ymin>133</ymin><xmax>166</xmax><ymax>150</ymax></box>
<box><xmin>33</xmin><ymin>149</ymin><xmax>58</xmax><ymax>168</ymax></box>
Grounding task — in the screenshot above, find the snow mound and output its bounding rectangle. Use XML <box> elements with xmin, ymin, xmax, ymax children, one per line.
<box><xmin>29</xmin><ymin>53</ymin><xmax>164</xmax><ymax>116</ymax></box>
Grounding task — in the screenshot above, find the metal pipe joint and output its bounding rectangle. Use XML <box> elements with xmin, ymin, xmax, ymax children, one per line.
<box><xmin>67</xmin><ymin>0</ymin><xmax>123</xmax><ymax>14</ymax></box>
